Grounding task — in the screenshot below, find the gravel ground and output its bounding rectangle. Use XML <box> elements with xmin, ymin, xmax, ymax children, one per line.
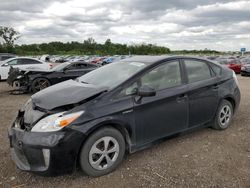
<box><xmin>0</xmin><ymin>76</ymin><xmax>250</xmax><ymax>188</ymax></box>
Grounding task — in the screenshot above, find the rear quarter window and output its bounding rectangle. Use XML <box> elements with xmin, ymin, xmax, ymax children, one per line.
<box><xmin>209</xmin><ymin>63</ymin><xmax>222</xmax><ymax>76</ymax></box>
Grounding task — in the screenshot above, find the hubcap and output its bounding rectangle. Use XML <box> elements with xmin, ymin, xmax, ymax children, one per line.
<box><xmin>89</xmin><ymin>136</ymin><xmax>119</xmax><ymax>170</ymax></box>
<box><xmin>219</xmin><ymin>105</ymin><xmax>231</xmax><ymax>128</ymax></box>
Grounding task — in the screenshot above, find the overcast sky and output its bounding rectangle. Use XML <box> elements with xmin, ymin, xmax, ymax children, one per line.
<box><xmin>1</xmin><ymin>0</ymin><xmax>250</xmax><ymax>51</ymax></box>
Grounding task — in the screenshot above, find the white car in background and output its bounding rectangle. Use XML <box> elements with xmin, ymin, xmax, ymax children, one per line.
<box><xmin>0</xmin><ymin>57</ymin><xmax>52</xmax><ymax>80</ymax></box>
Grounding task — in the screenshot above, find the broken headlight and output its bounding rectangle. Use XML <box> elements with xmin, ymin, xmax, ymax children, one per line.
<box><xmin>31</xmin><ymin>111</ymin><xmax>84</xmax><ymax>132</ymax></box>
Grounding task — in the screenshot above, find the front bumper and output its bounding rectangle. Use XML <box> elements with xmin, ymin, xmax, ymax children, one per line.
<box><xmin>8</xmin><ymin>120</ymin><xmax>86</xmax><ymax>176</ymax></box>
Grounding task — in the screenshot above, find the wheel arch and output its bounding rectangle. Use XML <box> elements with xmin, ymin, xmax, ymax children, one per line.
<box><xmin>84</xmin><ymin>120</ymin><xmax>133</xmax><ymax>153</ymax></box>
<box><xmin>30</xmin><ymin>76</ymin><xmax>51</xmax><ymax>92</ymax></box>
<box><xmin>223</xmin><ymin>95</ymin><xmax>236</xmax><ymax>112</ymax></box>
<box><xmin>74</xmin><ymin>120</ymin><xmax>133</xmax><ymax>170</ymax></box>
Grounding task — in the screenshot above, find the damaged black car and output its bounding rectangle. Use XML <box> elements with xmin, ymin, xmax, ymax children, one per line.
<box><xmin>8</xmin><ymin>56</ymin><xmax>240</xmax><ymax>177</ymax></box>
<box><xmin>7</xmin><ymin>61</ymin><xmax>99</xmax><ymax>93</ymax></box>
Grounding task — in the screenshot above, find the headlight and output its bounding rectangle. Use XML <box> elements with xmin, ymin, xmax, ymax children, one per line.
<box><xmin>17</xmin><ymin>75</ymin><xmax>23</xmax><ymax>79</ymax></box>
<box><xmin>31</xmin><ymin>111</ymin><xmax>84</xmax><ymax>132</ymax></box>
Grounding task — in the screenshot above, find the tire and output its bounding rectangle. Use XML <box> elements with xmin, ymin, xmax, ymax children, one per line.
<box><xmin>212</xmin><ymin>100</ymin><xmax>233</xmax><ymax>130</ymax></box>
<box><xmin>79</xmin><ymin>127</ymin><xmax>125</xmax><ymax>177</ymax></box>
<box><xmin>12</xmin><ymin>80</ymin><xmax>21</xmax><ymax>89</ymax></box>
<box><xmin>31</xmin><ymin>78</ymin><xmax>51</xmax><ymax>93</ymax></box>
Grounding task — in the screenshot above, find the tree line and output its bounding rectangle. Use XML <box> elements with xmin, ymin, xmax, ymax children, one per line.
<box><xmin>13</xmin><ymin>38</ymin><xmax>171</xmax><ymax>56</ymax></box>
<box><xmin>0</xmin><ymin>26</ymin><xmax>220</xmax><ymax>56</ymax></box>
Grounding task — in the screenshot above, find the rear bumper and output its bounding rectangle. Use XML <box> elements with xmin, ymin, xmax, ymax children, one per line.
<box><xmin>8</xmin><ymin>121</ymin><xmax>86</xmax><ymax>176</ymax></box>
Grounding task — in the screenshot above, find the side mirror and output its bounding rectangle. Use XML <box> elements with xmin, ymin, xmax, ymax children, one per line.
<box><xmin>63</xmin><ymin>68</ymin><xmax>68</xmax><ymax>73</ymax></box>
<box><xmin>137</xmin><ymin>85</ymin><xmax>156</xmax><ymax>97</ymax></box>
<box><xmin>2</xmin><ymin>63</ymin><xmax>9</xmax><ymax>67</ymax></box>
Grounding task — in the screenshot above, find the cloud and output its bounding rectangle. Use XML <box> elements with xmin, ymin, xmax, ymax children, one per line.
<box><xmin>1</xmin><ymin>0</ymin><xmax>250</xmax><ymax>51</ymax></box>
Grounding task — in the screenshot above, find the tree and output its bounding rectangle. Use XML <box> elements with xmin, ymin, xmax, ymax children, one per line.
<box><xmin>0</xmin><ymin>26</ymin><xmax>20</xmax><ymax>52</ymax></box>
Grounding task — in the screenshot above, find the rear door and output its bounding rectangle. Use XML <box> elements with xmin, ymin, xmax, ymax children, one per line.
<box><xmin>183</xmin><ymin>58</ymin><xmax>219</xmax><ymax>127</ymax></box>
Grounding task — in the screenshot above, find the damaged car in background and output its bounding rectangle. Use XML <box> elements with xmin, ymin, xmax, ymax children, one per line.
<box><xmin>8</xmin><ymin>56</ymin><xmax>240</xmax><ymax>177</ymax></box>
<box><xmin>7</xmin><ymin>61</ymin><xmax>99</xmax><ymax>93</ymax></box>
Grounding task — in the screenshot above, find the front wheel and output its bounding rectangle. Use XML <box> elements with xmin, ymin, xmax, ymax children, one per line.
<box><xmin>212</xmin><ymin>100</ymin><xmax>233</xmax><ymax>130</ymax></box>
<box><xmin>31</xmin><ymin>78</ymin><xmax>51</xmax><ymax>93</ymax></box>
<box><xmin>79</xmin><ymin>127</ymin><xmax>125</xmax><ymax>177</ymax></box>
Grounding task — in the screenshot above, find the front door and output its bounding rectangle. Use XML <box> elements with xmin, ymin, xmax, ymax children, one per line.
<box><xmin>132</xmin><ymin>60</ymin><xmax>189</xmax><ymax>145</ymax></box>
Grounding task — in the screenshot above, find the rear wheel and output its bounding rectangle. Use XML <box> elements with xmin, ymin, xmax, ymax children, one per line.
<box><xmin>31</xmin><ymin>78</ymin><xmax>51</xmax><ymax>93</ymax></box>
<box><xmin>79</xmin><ymin>127</ymin><xmax>125</xmax><ymax>177</ymax></box>
<box><xmin>212</xmin><ymin>100</ymin><xmax>233</xmax><ymax>130</ymax></box>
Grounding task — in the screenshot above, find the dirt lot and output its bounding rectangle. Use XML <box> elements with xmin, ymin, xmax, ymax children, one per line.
<box><xmin>0</xmin><ymin>76</ymin><xmax>250</xmax><ymax>188</ymax></box>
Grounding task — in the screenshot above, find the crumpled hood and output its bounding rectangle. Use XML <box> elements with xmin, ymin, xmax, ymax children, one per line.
<box><xmin>31</xmin><ymin>79</ymin><xmax>107</xmax><ymax>110</ymax></box>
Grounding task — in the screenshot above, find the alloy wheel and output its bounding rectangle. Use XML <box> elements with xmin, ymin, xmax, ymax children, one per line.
<box><xmin>89</xmin><ymin>136</ymin><xmax>120</xmax><ymax>170</ymax></box>
<box><xmin>34</xmin><ymin>79</ymin><xmax>50</xmax><ymax>91</ymax></box>
<box><xmin>219</xmin><ymin>105</ymin><xmax>232</xmax><ymax>128</ymax></box>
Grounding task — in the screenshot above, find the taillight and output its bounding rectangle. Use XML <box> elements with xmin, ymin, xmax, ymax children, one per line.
<box><xmin>232</xmin><ymin>71</ymin><xmax>239</xmax><ymax>86</ymax></box>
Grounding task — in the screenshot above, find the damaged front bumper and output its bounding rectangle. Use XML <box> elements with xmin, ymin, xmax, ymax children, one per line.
<box><xmin>8</xmin><ymin>115</ymin><xmax>86</xmax><ymax>176</ymax></box>
<box><xmin>7</xmin><ymin>68</ymin><xmax>30</xmax><ymax>92</ymax></box>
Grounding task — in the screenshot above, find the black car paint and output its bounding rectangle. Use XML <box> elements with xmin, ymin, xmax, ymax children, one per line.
<box><xmin>8</xmin><ymin>56</ymin><xmax>241</xmax><ymax>176</ymax></box>
<box><xmin>7</xmin><ymin>62</ymin><xmax>98</xmax><ymax>92</ymax></box>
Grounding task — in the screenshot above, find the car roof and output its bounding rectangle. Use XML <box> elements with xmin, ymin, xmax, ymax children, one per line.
<box><xmin>122</xmin><ymin>55</ymin><xmax>213</xmax><ymax>64</ymax></box>
<box><xmin>6</xmin><ymin>57</ymin><xmax>44</xmax><ymax>62</ymax></box>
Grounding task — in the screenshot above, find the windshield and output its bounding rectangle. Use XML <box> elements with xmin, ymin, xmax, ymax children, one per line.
<box><xmin>78</xmin><ymin>61</ymin><xmax>146</xmax><ymax>89</ymax></box>
<box><xmin>52</xmin><ymin>62</ymin><xmax>70</xmax><ymax>71</ymax></box>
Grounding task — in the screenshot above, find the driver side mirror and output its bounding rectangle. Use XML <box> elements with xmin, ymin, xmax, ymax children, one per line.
<box><xmin>137</xmin><ymin>85</ymin><xmax>156</xmax><ymax>97</ymax></box>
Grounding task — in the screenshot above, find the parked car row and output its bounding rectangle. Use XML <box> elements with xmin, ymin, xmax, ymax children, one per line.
<box><xmin>39</xmin><ymin>55</ymin><xmax>130</xmax><ymax>65</ymax></box>
<box><xmin>201</xmin><ymin>55</ymin><xmax>250</xmax><ymax>76</ymax></box>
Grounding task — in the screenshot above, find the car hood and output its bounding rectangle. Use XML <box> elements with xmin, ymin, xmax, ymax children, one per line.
<box><xmin>31</xmin><ymin>79</ymin><xmax>108</xmax><ymax>110</ymax></box>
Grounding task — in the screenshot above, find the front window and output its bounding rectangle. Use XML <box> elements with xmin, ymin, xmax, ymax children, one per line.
<box><xmin>78</xmin><ymin>62</ymin><xmax>146</xmax><ymax>89</ymax></box>
<box><xmin>119</xmin><ymin>61</ymin><xmax>182</xmax><ymax>97</ymax></box>
<box><xmin>8</xmin><ymin>59</ymin><xmax>18</xmax><ymax>65</ymax></box>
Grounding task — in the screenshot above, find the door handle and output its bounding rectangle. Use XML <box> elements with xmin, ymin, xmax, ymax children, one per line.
<box><xmin>176</xmin><ymin>94</ymin><xmax>188</xmax><ymax>103</ymax></box>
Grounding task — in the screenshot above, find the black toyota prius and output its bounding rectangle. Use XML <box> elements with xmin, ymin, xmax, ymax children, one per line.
<box><xmin>8</xmin><ymin>56</ymin><xmax>240</xmax><ymax>177</ymax></box>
